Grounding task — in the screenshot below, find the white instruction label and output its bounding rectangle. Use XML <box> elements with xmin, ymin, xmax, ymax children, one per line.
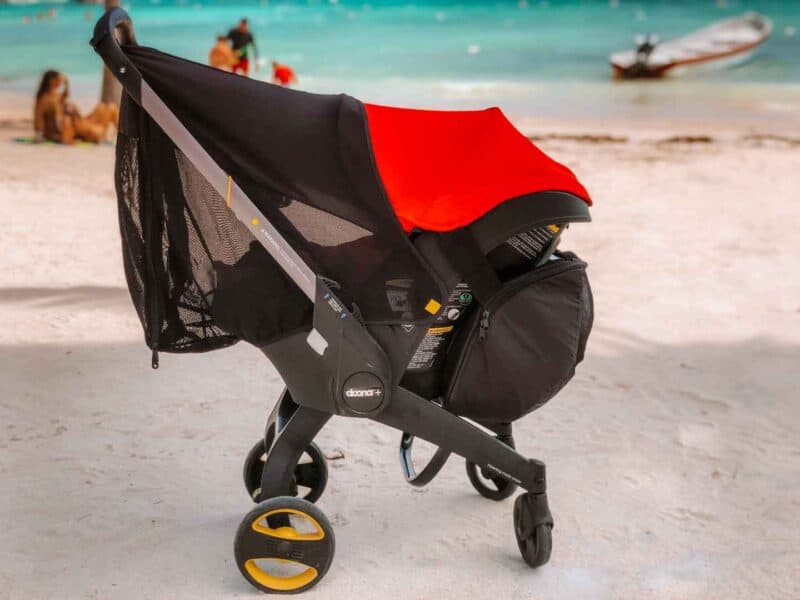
<box><xmin>406</xmin><ymin>283</ymin><xmax>474</xmax><ymax>371</ymax></box>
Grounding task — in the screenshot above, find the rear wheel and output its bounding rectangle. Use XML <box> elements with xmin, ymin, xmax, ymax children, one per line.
<box><xmin>243</xmin><ymin>438</ymin><xmax>328</xmax><ymax>503</ymax></box>
<box><xmin>234</xmin><ymin>496</ymin><xmax>335</xmax><ymax>594</ymax></box>
<box><xmin>465</xmin><ymin>434</ymin><xmax>517</xmax><ymax>501</ymax></box>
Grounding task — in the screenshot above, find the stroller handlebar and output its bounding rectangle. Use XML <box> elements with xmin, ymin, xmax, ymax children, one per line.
<box><xmin>90</xmin><ymin>7</ymin><xmax>142</xmax><ymax>103</ymax></box>
<box><xmin>91</xmin><ymin>6</ymin><xmax>137</xmax><ymax>48</ymax></box>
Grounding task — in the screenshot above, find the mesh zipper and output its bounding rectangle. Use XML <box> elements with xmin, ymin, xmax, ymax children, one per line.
<box><xmin>140</xmin><ymin>136</ymin><xmax>161</xmax><ymax>369</ymax></box>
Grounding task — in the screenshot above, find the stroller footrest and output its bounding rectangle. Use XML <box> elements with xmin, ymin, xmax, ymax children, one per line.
<box><xmin>399</xmin><ymin>432</ymin><xmax>451</xmax><ymax>486</ymax></box>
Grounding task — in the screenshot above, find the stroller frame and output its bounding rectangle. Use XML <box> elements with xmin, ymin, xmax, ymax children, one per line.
<box><xmin>92</xmin><ymin>8</ymin><xmax>559</xmax><ymax>593</ymax></box>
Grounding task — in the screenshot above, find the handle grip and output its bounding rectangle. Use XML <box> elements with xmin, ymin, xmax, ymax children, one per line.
<box><xmin>90</xmin><ymin>7</ymin><xmax>142</xmax><ymax>103</ymax></box>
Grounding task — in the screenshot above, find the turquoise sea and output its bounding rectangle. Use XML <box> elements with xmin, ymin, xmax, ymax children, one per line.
<box><xmin>2</xmin><ymin>0</ymin><xmax>799</xmax><ymax>124</ymax></box>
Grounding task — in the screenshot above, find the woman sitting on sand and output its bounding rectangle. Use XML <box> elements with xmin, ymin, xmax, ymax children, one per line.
<box><xmin>33</xmin><ymin>70</ymin><xmax>118</xmax><ymax>144</ymax></box>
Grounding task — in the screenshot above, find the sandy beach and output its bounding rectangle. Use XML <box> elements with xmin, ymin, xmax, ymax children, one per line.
<box><xmin>1</xmin><ymin>105</ymin><xmax>798</xmax><ymax>600</ymax></box>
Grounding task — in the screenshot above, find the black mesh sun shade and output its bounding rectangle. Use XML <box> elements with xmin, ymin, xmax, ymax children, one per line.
<box><xmin>114</xmin><ymin>46</ymin><xmax>444</xmax><ymax>352</ymax></box>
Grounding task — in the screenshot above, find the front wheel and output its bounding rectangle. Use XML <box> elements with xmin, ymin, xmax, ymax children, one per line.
<box><xmin>513</xmin><ymin>492</ymin><xmax>553</xmax><ymax>568</ymax></box>
<box><xmin>234</xmin><ymin>496</ymin><xmax>335</xmax><ymax>594</ymax></box>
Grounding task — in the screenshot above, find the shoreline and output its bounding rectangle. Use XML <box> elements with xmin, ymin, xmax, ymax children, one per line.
<box><xmin>4</xmin><ymin>77</ymin><xmax>800</xmax><ymax>139</ymax></box>
<box><xmin>3</xmin><ymin>112</ymin><xmax>798</xmax><ymax>148</ymax></box>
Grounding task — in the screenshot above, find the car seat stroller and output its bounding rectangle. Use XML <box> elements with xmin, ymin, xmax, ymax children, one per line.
<box><xmin>92</xmin><ymin>8</ymin><xmax>594</xmax><ymax>594</ymax></box>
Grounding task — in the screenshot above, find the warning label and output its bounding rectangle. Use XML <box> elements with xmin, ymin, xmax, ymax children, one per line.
<box><xmin>506</xmin><ymin>227</ymin><xmax>556</xmax><ymax>261</ymax></box>
<box><xmin>436</xmin><ymin>283</ymin><xmax>473</xmax><ymax>323</ymax></box>
<box><xmin>407</xmin><ymin>325</ymin><xmax>454</xmax><ymax>371</ymax></box>
<box><xmin>407</xmin><ymin>282</ymin><xmax>474</xmax><ymax>372</ymax></box>
<box><xmin>428</xmin><ymin>325</ymin><xmax>455</xmax><ymax>334</ymax></box>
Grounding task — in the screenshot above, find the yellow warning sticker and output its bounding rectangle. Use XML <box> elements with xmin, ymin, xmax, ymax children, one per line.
<box><xmin>424</xmin><ymin>299</ymin><xmax>442</xmax><ymax>314</ymax></box>
<box><xmin>547</xmin><ymin>223</ymin><xmax>561</xmax><ymax>233</ymax></box>
<box><xmin>428</xmin><ymin>325</ymin><xmax>454</xmax><ymax>334</ymax></box>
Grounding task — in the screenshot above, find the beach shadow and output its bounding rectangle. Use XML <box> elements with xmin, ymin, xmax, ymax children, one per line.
<box><xmin>1</xmin><ymin>333</ymin><xmax>797</xmax><ymax>597</ymax></box>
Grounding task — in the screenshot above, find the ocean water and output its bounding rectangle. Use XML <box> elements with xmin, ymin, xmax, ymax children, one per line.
<box><xmin>2</xmin><ymin>0</ymin><xmax>799</xmax><ymax>123</ymax></box>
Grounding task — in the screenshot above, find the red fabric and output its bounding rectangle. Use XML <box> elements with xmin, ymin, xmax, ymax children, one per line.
<box><xmin>273</xmin><ymin>64</ymin><xmax>295</xmax><ymax>86</ymax></box>
<box><xmin>364</xmin><ymin>104</ymin><xmax>591</xmax><ymax>232</ymax></box>
<box><xmin>232</xmin><ymin>58</ymin><xmax>249</xmax><ymax>75</ymax></box>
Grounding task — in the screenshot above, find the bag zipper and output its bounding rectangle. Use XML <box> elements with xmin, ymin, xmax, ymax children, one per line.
<box><xmin>478</xmin><ymin>309</ymin><xmax>490</xmax><ymax>340</ymax></box>
<box><xmin>446</xmin><ymin>255</ymin><xmax>585</xmax><ymax>399</ymax></box>
<box><xmin>145</xmin><ymin>229</ymin><xmax>160</xmax><ymax>368</ymax></box>
<box><xmin>478</xmin><ymin>256</ymin><xmax>583</xmax><ymax>341</ymax></box>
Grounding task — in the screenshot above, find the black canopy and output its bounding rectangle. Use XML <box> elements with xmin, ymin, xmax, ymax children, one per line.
<box><xmin>116</xmin><ymin>46</ymin><xmax>446</xmax><ymax>352</ymax></box>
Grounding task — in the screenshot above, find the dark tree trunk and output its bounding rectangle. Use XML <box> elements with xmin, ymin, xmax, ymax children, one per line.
<box><xmin>100</xmin><ymin>0</ymin><xmax>122</xmax><ymax>105</ymax></box>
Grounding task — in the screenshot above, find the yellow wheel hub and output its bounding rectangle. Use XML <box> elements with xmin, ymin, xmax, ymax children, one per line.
<box><xmin>234</xmin><ymin>499</ymin><xmax>335</xmax><ymax>594</ymax></box>
<box><xmin>251</xmin><ymin>508</ymin><xmax>325</xmax><ymax>541</ymax></box>
<box><xmin>243</xmin><ymin>559</ymin><xmax>319</xmax><ymax>592</ymax></box>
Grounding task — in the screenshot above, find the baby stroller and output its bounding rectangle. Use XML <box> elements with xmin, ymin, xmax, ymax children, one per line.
<box><xmin>92</xmin><ymin>8</ymin><xmax>594</xmax><ymax>594</ymax></box>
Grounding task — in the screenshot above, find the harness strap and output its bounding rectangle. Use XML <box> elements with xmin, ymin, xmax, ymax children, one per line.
<box><xmin>437</xmin><ymin>228</ymin><xmax>502</xmax><ymax>304</ymax></box>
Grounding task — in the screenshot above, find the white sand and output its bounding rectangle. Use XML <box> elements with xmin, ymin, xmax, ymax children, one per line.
<box><xmin>1</xmin><ymin>123</ymin><xmax>798</xmax><ymax>599</ymax></box>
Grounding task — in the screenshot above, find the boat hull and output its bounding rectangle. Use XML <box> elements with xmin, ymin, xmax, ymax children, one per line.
<box><xmin>610</xmin><ymin>13</ymin><xmax>772</xmax><ymax>80</ymax></box>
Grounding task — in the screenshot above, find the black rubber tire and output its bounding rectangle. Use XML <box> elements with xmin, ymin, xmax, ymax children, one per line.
<box><xmin>513</xmin><ymin>496</ymin><xmax>553</xmax><ymax>568</ymax></box>
<box><xmin>292</xmin><ymin>442</ymin><xmax>328</xmax><ymax>504</ymax></box>
<box><xmin>234</xmin><ymin>496</ymin><xmax>335</xmax><ymax>594</ymax></box>
<box><xmin>243</xmin><ymin>438</ymin><xmax>268</xmax><ymax>502</ymax></box>
<box><xmin>465</xmin><ymin>435</ymin><xmax>517</xmax><ymax>501</ymax></box>
<box><xmin>243</xmin><ymin>438</ymin><xmax>328</xmax><ymax>504</ymax></box>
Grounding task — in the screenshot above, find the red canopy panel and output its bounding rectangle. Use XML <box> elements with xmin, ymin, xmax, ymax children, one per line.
<box><xmin>364</xmin><ymin>104</ymin><xmax>592</xmax><ymax>232</ymax></box>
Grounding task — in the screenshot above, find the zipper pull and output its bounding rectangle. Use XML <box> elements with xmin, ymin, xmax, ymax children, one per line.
<box><xmin>479</xmin><ymin>309</ymin><xmax>490</xmax><ymax>340</ymax></box>
<box><xmin>151</xmin><ymin>348</ymin><xmax>160</xmax><ymax>370</ymax></box>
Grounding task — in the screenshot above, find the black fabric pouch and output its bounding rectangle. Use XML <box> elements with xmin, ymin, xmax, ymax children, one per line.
<box><xmin>443</xmin><ymin>252</ymin><xmax>593</xmax><ymax>422</ymax></box>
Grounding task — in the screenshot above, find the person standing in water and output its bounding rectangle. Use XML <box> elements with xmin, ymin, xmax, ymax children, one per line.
<box><xmin>227</xmin><ymin>18</ymin><xmax>258</xmax><ymax>76</ymax></box>
<box><xmin>271</xmin><ymin>61</ymin><xmax>298</xmax><ymax>87</ymax></box>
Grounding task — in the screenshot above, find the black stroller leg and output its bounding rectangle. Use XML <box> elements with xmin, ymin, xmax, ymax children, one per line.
<box><xmin>262</xmin><ymin>388</ymin><xmax>303</xmax><ymax>452</ymax></box>
<box><xmin>259</xmin><ymin>398</ymin><xmax>331</xmax><ymax>501</ymax></box>
<box><xmin>242</xmin><ymin>390</ymin><xmax>329</xmax><ymax>503</ymax></box>
<box><xmin>377</xmin><ymin>387</ymin><xmax>545</xmax><ymax>493</ymax></box>
<box><xmin>378</xmin><ymin>387</ymin><xmax>553</xmax><ymax>568</ymax></box>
